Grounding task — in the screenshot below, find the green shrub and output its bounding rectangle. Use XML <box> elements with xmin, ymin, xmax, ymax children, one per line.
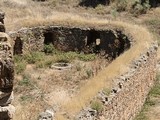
<box><xmin>113</xmin><ymin>0</ymin><xmax>128</xmax><ymax>12</ymax></box>
<box><xmin>55</xmin><ymin>52</ymin><xmax>76</xmax><ymax>63</ymax></box>
<box><xmin>131</xmin><ymin>1</ymin><xmax>150</xmax><ymax>15</ymax></box>
<box><xmin>55</xmin><ymin>54</ymin><xmax>70</xmax><ymax>63</ymax></box>
<box><xmin>111</xmin><ymin>0</ymin><xmax>150</xmax><ymax>15</ymax></box>
<box><xmin>18</xmin><ymin>74</ymin><xmax>31</xmax><ymax>86</ymax></box>
<box><xmin>14</xmin><ymin>55</ymin><xmax>27</xmax><ymax>74</ymax></box>
<box><xmin>24</xmin><ymin>52</ymin><xmax>45</xmax><ymax>64</ymax></box>
<box><xmin>15</xmin><ymin>61</ymin><xmax>27</xmax><ymax>74</ymax></box>
<box><xmin>44</xmin><ymin>44</ymin><xmax>55</xmax><ymax>54</ymax></box>
<box><xmin>36</xmin><ymin>58</ymin><xmax>53</xmax><ymax>68</ymax></box>
<box><xmin>91</xmin><ymin>100</ymin><xmax>103</xmax><ymax>113</ymax></box>
<box><xmin>110</xmin><ymin>8</ymin><xmax>118</xmax><ymax>18</ymax></box>
<box><xmin>64</xmin><ymin>52</ymin><xmax>78</xmax><ymax>60</ymax></box>
<box><xmin>56</xmin><ymin>52</ymin><xmax>96</xmax><ymax>62</ymax></box>
<box><xmin>86</xmin><ymin>69</ymin><xmax>93</xmax><ymax>78</ymax></box>
<box><xmin>103</xmin><ymin>88</ymin><xmax>111</xmax><ymax>96</ymax></box>
<box><xmin>95</xmin><ymin>4</ymin><xmax>106</xmax><ymax>14</ymax></box>
<box><xmin>20</xmin><ymin>95</ymin><xmax>33</xmax><ymax>102</ymax></box>
<box><xmin>78</xmin><ymin>53</ymin><xmax>96</xmax><ymax>61</ymax></box>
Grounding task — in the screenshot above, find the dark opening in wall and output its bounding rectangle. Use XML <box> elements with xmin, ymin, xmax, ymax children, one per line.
<box><xmin>115</xmin><ymin>31</ymin><xmax>130</xmax><ymax>58</ymax></box>
<box><xmin>13</xmin><ymin>37</ymin><xmax>23</xmax><ymax>55</ymax></box>
<box><xmin>14</xmin><ymin>27</ymin><xmax>131</xmax><ymax>62</ymax></box>
<box><xmin>0</xmin><ymin>19</ymin><xmax>4</xmax><ymax>24</ymax></box>
<box><xmin>0</xmin><ymin>24</ymin><xmax>5</xmax><ymax>32</ymax></box>
<box><xmin>97</xmin><ymin>30</ymin><xmax>131</xmax><ymax>60</ymax></box>
<box><xmin>149</xmin><ymin>0</ymin><xmax>160</xmax><ymax>7</ymax></box>
<box><xmin>87</xmin><ymin>30</ymin><xmax>100</xmax><ymax>45</ymax></box>
<box><xmin>85</xmin><ymin>30</ymin><xmax>101</xmax><ymax>53</ymax></box>
<box><xmin>43</xmin><ymin>32</ymin><xmax>55</xmax><ymax>45</ymax></box>
<box><xmin>79</xmin><ymin>0</ymin><xmax>110</xmax><ymax>8</ymax></box>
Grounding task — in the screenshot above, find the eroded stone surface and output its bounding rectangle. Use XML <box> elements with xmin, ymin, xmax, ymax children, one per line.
<box><xmin>0</xmin><ymin>23</ymin><xmax>5</xmax><ymax>32</ymax></box>
<box><xmin>0</xmin><ymin>11</ymin><xmax>14</xmax><ymax>120</ymax></box>
<box><xmin>0</xmin><ymin>11</ymin><xmax>5</xmax><ymax>24</ymax></box>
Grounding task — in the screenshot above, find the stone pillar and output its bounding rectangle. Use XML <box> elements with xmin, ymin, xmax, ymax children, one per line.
<box><xmin>0</xmin><ymin>11</ymin><xmax>15</xmax><ymax>120</ymax></box>
<box><xmin>0</xmin><ymin>11</ymin><xmax>5</xmax><ymax>32</ymax></box>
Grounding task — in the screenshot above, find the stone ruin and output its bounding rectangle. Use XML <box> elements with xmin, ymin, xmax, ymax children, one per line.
<box><xmin>0</xmin><ymin>10</ymin><xmax>5</xmax><ymax>32</ymax></box>
<box><xmin>0</xmin><ymin>11</ymin><xmax>15</xmax><ymax>120</ymax></box>
<box><xmin>10</xmin><ymin>27</ymin><xmax>131</xmax><ymax>62</ymax></box>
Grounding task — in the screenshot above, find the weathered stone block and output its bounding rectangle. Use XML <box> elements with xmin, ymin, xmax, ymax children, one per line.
<box><xmin>0</xmin><ymin>32</ymin><xmax>14</xmax><ymax>120</ymax></box>
<box><xmin>0</xmin><ymin>11</ymin><xmax>4</xmax><ymax>24</ymax></box>
<box><xmin>0</xmin><ymin>33</ymin><xmax>14</xmax><ymax>91</ymax></box>
<box><xmin>0</xmin><ymin>23</ymin><xmax>5</xmax><ymax>32</ymax></box>
<box><xmin>0</xmin><ymin>104</ymin><xmax>15</xmax><ymax>120</ymax></box>
<box><xmin>0</xmin><ymin>92</ymin><xmax>13</xmax><ymax>106</ymax></box>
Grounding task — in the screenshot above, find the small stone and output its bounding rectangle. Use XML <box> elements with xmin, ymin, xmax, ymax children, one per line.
<box><xmin>38</xmin><ymin>109</ymin><xmax>54</xmax><ymax>120</ymax></box>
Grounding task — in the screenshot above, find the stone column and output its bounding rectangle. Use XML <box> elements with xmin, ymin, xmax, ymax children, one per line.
<box><xmin>0</xmin><ymin>11</ymin><xmax>5</xmax><ymax>32</ymax></box>
<box><xmin>0</xmin><ymin>11</ymin><xmax>15</xmax><ymax>120</ymax></box>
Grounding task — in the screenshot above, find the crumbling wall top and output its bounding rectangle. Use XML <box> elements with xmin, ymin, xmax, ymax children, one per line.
<box><xmin>0</xmin><ymin>10</ymin><xmax>5</xmax><ymax>24</ymax></box>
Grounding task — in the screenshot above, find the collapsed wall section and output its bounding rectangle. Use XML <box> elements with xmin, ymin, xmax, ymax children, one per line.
<box><xmin>0</xmin><ymin>12</ymin><xmax>15</xmax><ymax>120</ymax></box>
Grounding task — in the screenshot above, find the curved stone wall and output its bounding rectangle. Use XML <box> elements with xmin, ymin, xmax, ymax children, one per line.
<box><xmin>9</xmin><ymin>26</ymin><xmax>131</xmax><ymax>62</ymax></box>
<box><xmin>77</xmin><ymin>42</ymin><xmax>158</xmax><ymax>120</ymax></box>
<box><xmin>45</xmin><ymin>22</ymin><xmax>157</xmax><ymax>120</ymax></box>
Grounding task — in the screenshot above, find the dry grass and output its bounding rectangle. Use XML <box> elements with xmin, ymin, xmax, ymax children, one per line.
<box><xmin>13</xmin><ymin>53</ymin><xmax>108</xmax><ymax>120</ymax></box>
<box><xmin>0</xmin><ymin>0</ymin><xmax>121</xmax><ymax>31</ymax></box>
<box><xmin>0</xmin><ymin>0</ymin><xmax>156</xmax><ymax>119</ymax></box>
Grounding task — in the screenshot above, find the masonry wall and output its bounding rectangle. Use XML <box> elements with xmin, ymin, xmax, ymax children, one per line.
<box><xmin>8</xmin><ymin>24</ymin><xmax>157</xmax><ymax>120</ymax></box>
<box><xmin>0</xmin><ymin>11</ymin><xmax>5</xmax><ymax>32</ymax></box>
<box><xmin>77</xmin><ymin>43</ymin><xmax>158</xmax><ymax>120</ymax></box>
<box><xmin>9</xmin><ymin>27</ymin><xmax>131</xmax><ymax>61</ymax></box>
<box><xmin>101</xmin><ymin>45</ymin><xmax>157</xmax><ymax>120</ymax></box>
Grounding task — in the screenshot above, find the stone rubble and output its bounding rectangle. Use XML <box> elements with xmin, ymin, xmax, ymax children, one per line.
<box><xmin>76</xmin><ymin>108</ymin><xmax>97</xmax><ymax>120</ymax></box>
<box><xmin>38</xmin><ymin>109</ymin><xmax>54</xmax><ymax>120</ymax></box>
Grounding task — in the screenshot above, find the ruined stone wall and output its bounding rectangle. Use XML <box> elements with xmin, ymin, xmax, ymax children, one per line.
<box><xmin>9</xmin><ymin>27</ymin><xmax>130</xmax><ymax>60</ymax></box>
<box><xmin>0</xmin><ymin>11</ymin><xmax>5</xmax><ymax>32</ymax></box>
<box><xmin>8</xmin><ymin>23</ymin><xmax>157</xmax><ymax>120</ymax></box>
<box><xmin>100</xmin><ymin>44</ymin><xmax>157</xmax><ymax>120</ymax></box>
<box><xmin>77</xmin><ymin>42</ymin><xmax>158</xmax><ymax>120</ymax></box>
<box><xmin>0</xmin><ymin>12</ymin><xmax>15</xmax><ymax>120</ymax></box>
<box><xmin>9</xmin><ymin>27</ymin><xmax>88</xmax><ymax>53</ymax></box>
